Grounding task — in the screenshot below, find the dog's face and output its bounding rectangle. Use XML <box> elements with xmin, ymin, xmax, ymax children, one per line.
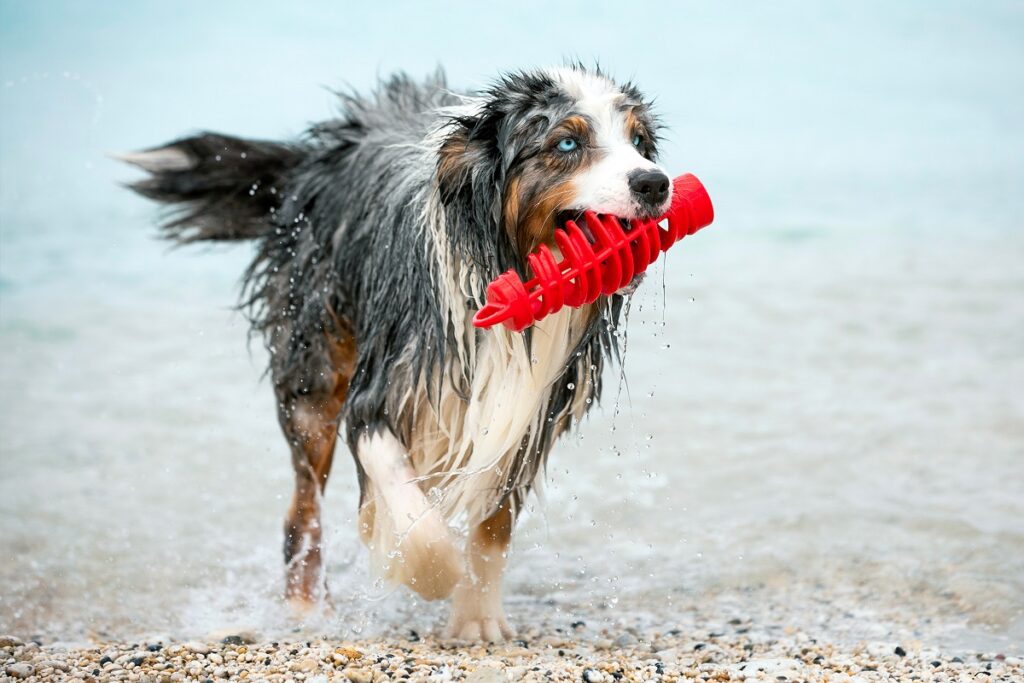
<box><xmin>439</xmin><ymin>66</ymin><xmax>670</xmax><ymax>257</ymax></box>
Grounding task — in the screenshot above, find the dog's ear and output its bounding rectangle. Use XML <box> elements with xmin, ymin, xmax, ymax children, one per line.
<box><xmin>436</xmin><ymin>108</ymin><xmax>508</xmax><ymax>242</ymax></box>
<box><xmin>435</xmin><ymin>108</ymin><xmax>525</xmax><ymax>286</ymax></box>
<box><xmin>437</xmin><ymin>111</ymin><xmax>502</xmax><ymax>205</ymax></box>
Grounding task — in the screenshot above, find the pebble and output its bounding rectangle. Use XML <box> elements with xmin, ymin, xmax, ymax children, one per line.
<box><xmin>289</xmin><ymin>657</ymin><xmax>319</xmax><ymax>672</ymax></box>
<box><xmin>465</xmin><ymin>665</ymin><xmax>506</xmax><ymax>682</ymax></box>
<box><xmin>0</xmin><ymin>627</ymin><xmax>1018</xmax><ymax>682</ymax></box>
<box><xmin>654</xmin><ymin>646</ymin><xmax>680</xmax><ymax>662</ymax></box>
<box><xmin>734</xmin><ymin>657</ymin><xmax>802</xmax><ymax>679</ymax></box>
<box><xmin>345</xmin><ymin>669</ymin><xmax>373</xmax><ymax>683</ymax></box>
<box><xmin>5</xmin><ymin>662</ymin><xmax>35</xmax><ymax>678</ymax></box>
<box><xmin>209</xmin><ymin>629</ymin><xmax>259</xmax><ymax>645</ymax></box>
<box><xmin>613</xmin><ymin>632</ymin><xmax>639</xmax><ymax>649</ymax></box>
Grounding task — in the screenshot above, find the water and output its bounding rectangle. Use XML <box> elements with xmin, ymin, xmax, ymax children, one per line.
<box><xmin>1</xmin><ymin>1</ymin><xmax>1022</xmax><ymax>653</ymax></box>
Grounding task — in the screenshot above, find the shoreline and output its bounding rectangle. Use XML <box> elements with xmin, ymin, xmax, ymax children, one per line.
<box><xmin>3</xmin><ymin>628</ymin><xmax>1021</xmax><ymax>682</ymax></box>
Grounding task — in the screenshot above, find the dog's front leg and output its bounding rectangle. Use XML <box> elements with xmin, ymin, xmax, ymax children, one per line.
<box><xmin>444</xmin><ymin>503</ymin><xmax>516</xmax><ymax>642</ymax></box>
<box><xmin>356</xmin><ymin>430</ymin><xmax>464</xmax><ymax>600</ymax></box>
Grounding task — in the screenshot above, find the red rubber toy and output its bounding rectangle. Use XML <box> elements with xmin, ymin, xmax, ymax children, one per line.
<box><xmin>473</xmin><ymin>173</ymin><xmax>715</xmax><ymax>331</ymax></box>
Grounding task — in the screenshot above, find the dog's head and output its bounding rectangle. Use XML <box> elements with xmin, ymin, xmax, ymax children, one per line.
<box><xmin>438</xmin><ymin>65</ymin><xmax>668</xmax><ymax>262</ymax></box>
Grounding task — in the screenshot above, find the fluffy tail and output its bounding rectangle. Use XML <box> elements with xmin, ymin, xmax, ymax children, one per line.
<box><xmin>119</xmin><ymin>132</ymin><xmax>304</xmax><ymax>243</ymax></box>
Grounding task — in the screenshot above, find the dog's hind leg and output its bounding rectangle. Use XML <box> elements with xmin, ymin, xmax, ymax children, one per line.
<box><xmin>444</xmin><ymin>502</ymin><xmax>516</xmax><ymax>642</ymax></box>
<box><xmin>278</xmin><ymin>336</ymin><xmax>355</xmax><ymax>612</ymax></box>
<box><xmin>356</xmin><ymin>430</ymin><xmax>464</xmax><ymax>600</ymax></box>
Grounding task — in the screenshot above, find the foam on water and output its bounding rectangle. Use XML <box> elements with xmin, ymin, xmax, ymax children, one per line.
<box><xmin>1</xmin><ymin>0</ymin><xmax>1022</xmax><ymax>653</ymax></box>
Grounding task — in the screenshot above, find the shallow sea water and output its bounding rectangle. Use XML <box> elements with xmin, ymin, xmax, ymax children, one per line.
<box><xmin>1</xmin><ymin>1</ymin><xmax>1022</xmax><ymax>654</ymax></box>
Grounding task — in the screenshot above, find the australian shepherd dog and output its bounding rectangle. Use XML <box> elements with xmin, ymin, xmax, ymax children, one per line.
<box><xmin>122</xmin><ymin>64</ymin><xmax>672</xmax><ymax>641</ymax></box>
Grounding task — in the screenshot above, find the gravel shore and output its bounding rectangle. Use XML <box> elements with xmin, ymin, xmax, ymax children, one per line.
<box><xmin>2</xmin><ymin>628</ymin><xmax>1021</xmax><ymax>682</ymax></box>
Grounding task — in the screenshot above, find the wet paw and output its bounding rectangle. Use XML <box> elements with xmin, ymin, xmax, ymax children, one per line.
<box><xmin>443</xmin><ymin>614</ymin><xmax>515</xmax><ymax>643</ymax></box>
<box><xmin>286</xmin><ymin>593</ymin><xmax>334</xmax><ymax>621</ymax></box>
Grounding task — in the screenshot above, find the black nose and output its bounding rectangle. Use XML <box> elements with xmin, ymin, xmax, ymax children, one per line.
<box><xmin>628</xmin><ymin>169</ymin><xmax>670</xmax><ymax>207</ymax></box>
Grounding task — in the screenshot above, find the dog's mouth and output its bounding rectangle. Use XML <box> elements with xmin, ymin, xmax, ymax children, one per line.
<box><xmin>555</xmin><ymin>210</ymin><xmax>635</xmax><ymax>241</ymax></box>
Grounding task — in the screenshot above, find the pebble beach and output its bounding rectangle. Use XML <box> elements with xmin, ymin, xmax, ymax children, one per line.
<box><xmin>4</xmin><ymin>626</ymin><xmax>1022</xmax><ymax>683</ymax></box>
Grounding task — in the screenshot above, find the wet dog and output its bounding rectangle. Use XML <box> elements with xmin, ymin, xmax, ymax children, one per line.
<box><xmin>123</xmin><ymin>65</ymin><xmax>671</xmax><ymax>641</ymax></box>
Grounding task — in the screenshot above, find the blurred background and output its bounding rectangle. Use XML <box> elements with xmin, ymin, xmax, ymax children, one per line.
<box><xmin>1</xmin><ymin>1</ymin><xmax>1022</xmax><ymax>651</ymax></box>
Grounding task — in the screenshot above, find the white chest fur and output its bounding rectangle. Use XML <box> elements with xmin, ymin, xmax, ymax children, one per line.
<box><xmin>408</xmin><ymin>304</ymin><xmax>593</xmax><ymax>526</ymax></box>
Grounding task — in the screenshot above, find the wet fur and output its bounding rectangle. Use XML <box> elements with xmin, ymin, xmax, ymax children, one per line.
<box><xmin>124</xmin><ymin>65</ymin><xmax>662</xmax><ymax>625</ymax></box>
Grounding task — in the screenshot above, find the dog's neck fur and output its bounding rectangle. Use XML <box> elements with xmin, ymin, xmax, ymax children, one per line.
<box><xmin>395</xmin><ymin>179</ymin><xmax>597</xmax><ymax>527</ymax></box>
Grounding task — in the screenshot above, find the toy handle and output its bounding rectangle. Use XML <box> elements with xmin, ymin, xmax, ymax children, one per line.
<box><xmin>472</xmin><ymin>270</ymin><xmax>536</xmax><ymax>330</ymax></box>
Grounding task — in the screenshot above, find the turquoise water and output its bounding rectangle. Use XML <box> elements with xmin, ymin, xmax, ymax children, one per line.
<box><xmin>1</xmin><ymin>1</ymin><xmax>1022</xmax><ymax>651</ymax></box>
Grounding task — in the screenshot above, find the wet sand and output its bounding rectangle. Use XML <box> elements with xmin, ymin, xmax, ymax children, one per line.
<box><xmin>3</xmin><ymin>626</ymin><xmax>1022</xmax><ymax>682</ymax></box>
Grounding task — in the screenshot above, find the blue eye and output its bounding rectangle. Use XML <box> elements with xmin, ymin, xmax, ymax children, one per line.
<box><xmin>632</xmin><ymin>133</ymin><xmax>643</xmax><ymax>148</ymax></box>
<box><xmin>556</xmin><ymin>137</ymin><xmax>578</xmax><ymax>153</ymax></box>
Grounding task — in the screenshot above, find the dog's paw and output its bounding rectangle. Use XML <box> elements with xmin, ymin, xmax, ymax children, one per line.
<box><xmin>285</xmin><ymin>593</ymin><xmax>335</xmax><ymax>622</ymax></box>
<box><xmin>443</xmin><ymin>614</ymin><xmax>515</xmax><ymax>643</ymax></box>
<box><xmin>286</xmin><ymin>594</ymin><xmax>316</xmax><ymax>618</ymax></box>
<box><xmin>444</xmin><ymin>570</ymin><xmax>514</xmax><ymax>642</ymax></box>
<box><xmin>380</xmin><ymin>506</ymin><xmax>464</xmax><ymax>600</ymax></box>
<box><xmin>393</xmin><ymin>529</ymin><xmax>465</xmax><ymax>601</ymax></box>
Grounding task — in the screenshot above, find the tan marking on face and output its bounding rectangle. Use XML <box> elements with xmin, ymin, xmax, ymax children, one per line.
<box><xmin>502</xmin><ymin>115</ymin><xmax>601</xmax><ymax>256</ymax></box>
<box><xmin>502</xmin><ymin>175</ymin><xmax>521</xmax><ymax>238</ymax></box>
<box><xmin>623</xmin><ymin>108</ymin><xmax>654</xmax><ymax>157</ymax></box>
<box><xmin>547</xmin><ymin>115</ymin><xmax>591</xmax><ymax>149</ymax></box>
<box><xmin>623</xmin><ymin>109</ymin><xmax>641</xmax><ymax>140</ymax></box>
<box><xmin>508</xmin><ymin>177</ymin><xmax>577</xmax><ymax>255</ymax></box>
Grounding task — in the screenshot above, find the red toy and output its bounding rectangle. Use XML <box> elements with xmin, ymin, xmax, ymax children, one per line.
<box><xmin>473</xmin><ymin>173</ymin><xmax>715</xmax><ymax>331</ymax></box>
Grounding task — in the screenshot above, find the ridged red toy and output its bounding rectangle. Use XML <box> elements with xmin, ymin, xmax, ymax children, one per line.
<box><xmin>473</xmin><ymin>173</ymin><xmax>715</xmax><ymax>331</ymax></box>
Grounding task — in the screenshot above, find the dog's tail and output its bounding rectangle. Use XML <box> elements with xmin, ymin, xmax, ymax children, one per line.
<box><xmin>118</xmin><ymin>133</ymin><xmax>304</xmax><ymax>244</ymax></box>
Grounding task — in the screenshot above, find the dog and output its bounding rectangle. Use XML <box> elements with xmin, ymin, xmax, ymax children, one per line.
<box><xmin>121</xmin><ymin>64</ymin><xmax>672</xmax><ymax>642</ymax></box>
